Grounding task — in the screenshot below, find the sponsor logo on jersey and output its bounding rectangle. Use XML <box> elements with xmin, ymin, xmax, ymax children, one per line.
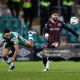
<box><xmin>50</xmin><ymin>28</ymin><xmax>60</xmax><ymax>31</ymax></box>
<box><xmin>57</xmin><ymin>23</ymin><xmax>62</xmax><ymax>26</ymax></box>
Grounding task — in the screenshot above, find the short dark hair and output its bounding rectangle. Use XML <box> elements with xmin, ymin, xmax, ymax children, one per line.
<box><xmin>4</xmin><ymin>29</ymin><xmax>10</xmax><ymax>34</ymax></box>
<box><xmin>51</xmin><ymin>10</ymin><xmax>58</xmax><ymax>15</ymax></box>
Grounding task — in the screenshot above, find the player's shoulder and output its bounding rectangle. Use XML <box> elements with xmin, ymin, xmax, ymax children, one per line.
<box><xmin>57</xmin><ymin>20</ymin><xmax>63</xmax><ymax>23</ymax></box>
<box><xmin>44</xmin><ymin>20</ymin><xmax>52</xmax><ymax>27</ymax></box>
<box><xmin>11</xmin><ymin>31</ymin><xmax>19</xmax><ymax>35</ymax></box>
<box><xmin>57</xmin><ymin>20</ymin><xmax>65</xmax><ymax>26</ymax></box>
<box><xmin>11</xmin><ymin>32</ymin><xmax>19</xmax><ymax>38</ymax></box>
<box><xmin>11</xmin><ymin>31</ymin><xmax>18</xmax><ymax>34</ymax></box>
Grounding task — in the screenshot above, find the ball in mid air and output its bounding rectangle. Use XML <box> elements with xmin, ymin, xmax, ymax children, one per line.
<box><xmin>70</xmin><ymin>17</ymin><xmax>79</xmax><ymax>25</ymax></box>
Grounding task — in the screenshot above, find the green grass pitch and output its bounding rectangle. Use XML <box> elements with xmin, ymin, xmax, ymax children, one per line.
<box><xmin>0</xmin><ymin>61</ymin><xmax>80</xmax><ymax>80</ymax></box>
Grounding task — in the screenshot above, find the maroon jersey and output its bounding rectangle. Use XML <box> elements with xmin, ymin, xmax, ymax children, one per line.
<box><xmin>44</xmin><ymin>20</ymin><xmax>79</xmax><ymax>43</ymax></box>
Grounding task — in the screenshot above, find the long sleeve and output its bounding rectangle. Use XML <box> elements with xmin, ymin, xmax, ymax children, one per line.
<box><xmin>43</xmin><ymin>23</ymin><xmax>49</xmax><ymax>35</ymax></box>
<box><xmin>63</xmin><ymin>23</ymin><xmax>79</xmax><ymax>37</ymax></box>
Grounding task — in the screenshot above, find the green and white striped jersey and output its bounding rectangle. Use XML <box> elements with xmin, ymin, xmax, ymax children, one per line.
<box><xmin>0</xmin><ymin>32</ymin><xmax>27</xmax><ymax>47</ymax></box>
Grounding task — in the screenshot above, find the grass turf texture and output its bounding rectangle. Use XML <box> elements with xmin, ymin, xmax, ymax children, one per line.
<box><xmin>0</xmin><ymin>61</ymin><xmax>80</xmax><ymax>80</ymax></box>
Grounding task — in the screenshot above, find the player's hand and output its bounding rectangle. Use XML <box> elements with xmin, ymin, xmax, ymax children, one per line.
<box><xmin>45</xmin><ymin>33</ymin><xmax>49</xmax><ymax>40</ymax></box>
<box><xmin>51</xmin><ymin>42</ymin><xmax>58</xmax><ymax>48</ymax></box>
<box><xmin>10</xmin><ymin>57</ymin><xmax>15</xmax><ymax>61</ymax></box>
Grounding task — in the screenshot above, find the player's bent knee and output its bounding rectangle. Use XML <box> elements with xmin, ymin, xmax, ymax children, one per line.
<box><xmin>2</xmin><ymin>51</ymin><xmax>8</xmax><ymax>58</ymax></box>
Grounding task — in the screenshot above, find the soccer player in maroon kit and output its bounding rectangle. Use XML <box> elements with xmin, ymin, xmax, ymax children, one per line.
<box><xmin>42</xmin><ymin>10</ymin><xmax>79</xmax><ymax>71</ymax></box>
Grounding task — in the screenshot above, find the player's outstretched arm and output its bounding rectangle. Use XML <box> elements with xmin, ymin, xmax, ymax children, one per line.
<box><xmin>43</xmin><ymin>23</ymin><xmax>49</xmax><ymax>40</ymax></box>
<box><xmin>10</xmin><ymin>45</ymin><xmax>19</xmax><ymax>61</ymax></box>
<box><xmin>63</xmin><ymin>23</ymin><xmax>79</xmax><ymax>39</ymax></box>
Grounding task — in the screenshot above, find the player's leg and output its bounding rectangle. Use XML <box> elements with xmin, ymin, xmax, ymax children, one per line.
<box><xmin>42</xmin><ymin>49</ymin><xmax>50</xmax><ymax>71</ymax></box>
<box><xmin>7</xmin><ymin>1</ymin><xmax>14</xmax><ymax>16</ymax></box>
<box><xmin>42</xmin><ymin>42</ymin><xmax>59</xmax><ymax>71</ymax></box>
<box><xmin>8</xmin><ymin>47</ymin><xmax>15</xmax><ymax>57</ymax></box>
<box><xmin>23</xmin><ymin>30</ymin><xmax>34</xmax><ymax>48</ymax></box>
<box><xmin>19</xmin><ymin>37</ymin><xmax>33</xmax><ymax>48</ymax></box>
<box><xmin>19</xmin><ymin>30</ymin><xmax>36</xmax><ymax>48</ymax></box>
<box><xmin>14</xmin><ymin>2</ymin><xmax>20</xmax><ymax>16</ymax></box>
<box><xmin>42</xmin><ymin>56</ymin><xmax>50</xmax><ymax>71</ymax></box>
<box><xmin>42</xmin><ymin>42</ymin><xmax>50</xmax><ymax>71</ymax></box>
<box><xmin>42</xmin><ymin>42</ymin><xmax>57</xmax><ymax>71</ymax></box>
<box><xmin>2</xmin><ymin>47</ymin><xmax>15</xmax><ymax>71</ymax></box>
<box><xmin>24</xmin><ymin>40</ymin><xmax>33</xmax><ymax>48</ymax></box>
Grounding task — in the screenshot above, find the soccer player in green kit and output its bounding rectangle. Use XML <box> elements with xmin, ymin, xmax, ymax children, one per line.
<box><xmin>0</xmin><ymin>29</ymin><xmax>33</xmax><ymax>72</ymax></box>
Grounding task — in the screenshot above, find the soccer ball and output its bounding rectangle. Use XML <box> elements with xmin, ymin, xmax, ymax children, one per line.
<box><xmin>70</xmin><ymin>17</ymin><xmax>79</xmax><ymax>25</ymax></box>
